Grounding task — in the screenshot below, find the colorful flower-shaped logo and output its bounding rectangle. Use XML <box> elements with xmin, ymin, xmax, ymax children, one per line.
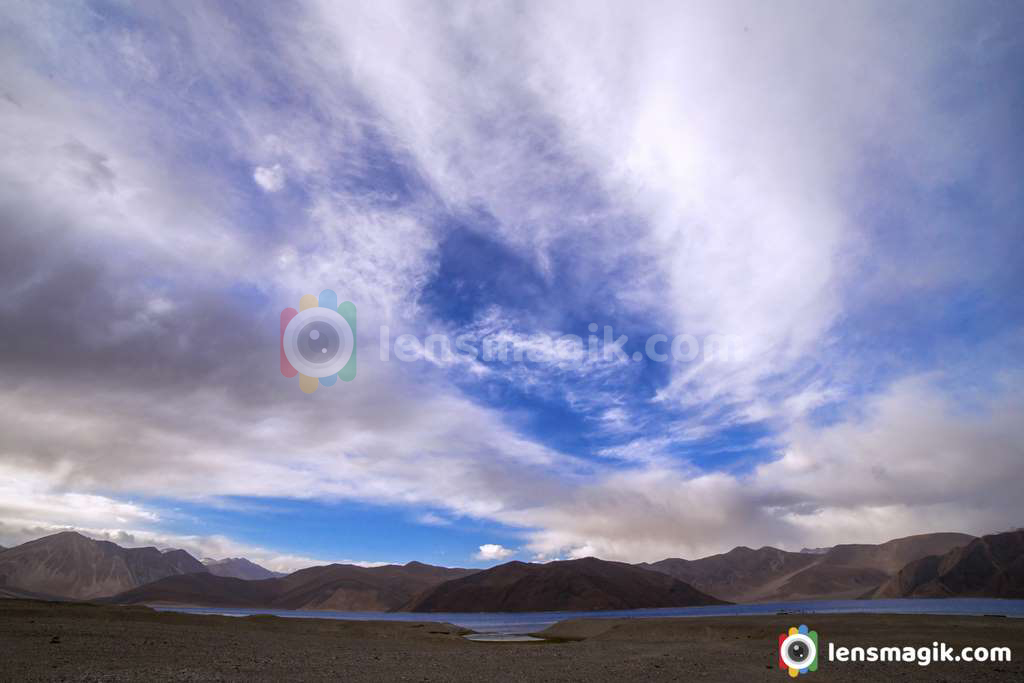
<box><xmin>778</xmin><ymin>624</ymin><xmax>818</xmax><ymax>677</ymax></box>
<box><xmin>280</xmin><ymin>289</ymin><xmax>356</xmax><ymax>393</ymax></box>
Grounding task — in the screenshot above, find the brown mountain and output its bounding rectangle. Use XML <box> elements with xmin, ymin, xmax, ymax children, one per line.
<box><xmin>767</xmin><ymin>533</ymin><xmax>975</xmax><ymax>601</ymax></box>
<box><xmin>407</xmin><ymin>557</ymin><xmax>728</xmax><ymax>612</ymax></box>
<box><xmin>874</xmin><ymin>530</ymin><xmax>1024</xmax><ymax>598</ymax></box>
<box><xmin>271</xmin><ymin>561</ymin><xmax>477</xmax><ymax>610</ymax></box>
<box><xmin>642</xmin><ymin>533</ymin><xmax>974</xmax><ymax>602</ymax></box>
<box><xmin>0</xmin><ymin>531</ymin><xmax>208</xmax><ymax>599</ymax></box>
<box><xmin>108</xmin><ymin>573</ymin><xmax>280</xmax><ymax>606</ymax></box>
<box><xmin>816</xmin><ymin>533</ymin><xmax>975</xmax><ymax>574</ymax></box>
<box><xmin>109</xmin><ymin>561</ymin><xmax>477</xmax><ymax>611</ymax></box>
<box><xmin>0</xmin><ymin>584</ymin><xmax>67</xmax><ymax>600</ymax></box>
<box><xmin>202</xmin><ymin>557</ymin><xmax>284</xmax><ymax>580</ymax></box>
<box><xmin>640</xmin><ymin>547</ymin><xmax>819</xmax><ymax>602</ymax></box>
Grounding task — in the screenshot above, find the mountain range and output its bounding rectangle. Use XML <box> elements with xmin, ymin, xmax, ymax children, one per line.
<box><xmin>0</xmin><ymin>531</ymin><xmax>206</xmax><ymax>600</ymax></box>
<box><xmin>406</xmin><ymin>557</ymin><xmax>725</xmax><ymax>612</ymax></box>
<box><xmin>1</xmin><ymin>529</ymin><xmax>1021</xmax><ymax>611</ymax></box>
<box><xmin>109</xmin><ymin>561</ymin><xmax>479</xmax><ymax>610</ymax></box>
<box><xmin>203</xmin><ymin>557</ymin><xmax>285</xmax><ymax>580</ymax></box>
<box><xmin>640</xmin><ymin>532</ymin><xmax>974</xmax><ymax>602</ymax></box>
<box><xmin>872</xmin><ymin>530</ymin><xmax>1024</xmax><ymax>598</ymax></box>
<box><xmin>0</xmin><ymin>532</ymin><xmax>283</xmax><ymax>599</ymax></box>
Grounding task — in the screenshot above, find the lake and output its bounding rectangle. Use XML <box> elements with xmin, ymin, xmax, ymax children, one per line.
<box><xmin>154</xmin><ymin>598</ymin><xmax>1024</xmax><ymax>635</ymax></box>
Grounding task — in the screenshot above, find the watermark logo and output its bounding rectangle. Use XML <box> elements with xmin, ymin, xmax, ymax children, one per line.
<box><xmin>779</xmin><ymin>624</ymin><xmax>819</xmax><ymax>677</ymax></box>
<box><xmin>773</xmin><ymin>624</ymin><xmax>1012</xmax><ymax>673</ymax></box>
<box><xmin>378</xmin><ymin>325</ymin><xmax>747</xmax><ymax>367</ymax></box>
<box><xmin>280</xmin><ymin>289</ymin><xmax>356</xmax><ymax>393</ymax></box>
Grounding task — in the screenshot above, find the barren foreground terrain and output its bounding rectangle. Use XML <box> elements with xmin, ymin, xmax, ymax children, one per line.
<box><xmin>1</xmin><ymin>600</ymin><xmax>1022</xmax><ymax>681</ymax></box>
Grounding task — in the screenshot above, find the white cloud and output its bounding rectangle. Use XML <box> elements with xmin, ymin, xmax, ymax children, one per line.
<box><xmin>252</xmin><ymin>163</ymin><xmax>285</xmax><ymax>192</ymax></box>
<box><xmin>475</xmin><ymin>543</ymin><xmax>515</xmax><ymax>561</ymax></box>
<box><xmin>515</xmin><ymin>374</ymin><xmax>1024</xmax><ymax>561</ymax></box>
<box><xmin>0</xmin><ymin>1</ymin><xmax>1019</xmax><ymax>569</ymax></box>
<box><xmin>292</xmin><ymin>1</ymin><xmax>1017</xmax><ymax>434</ymax></box>
<box><xmin>414</xmin><ymin>512</ymin><xmax>451</xmax><ymax>527</ymax></box>
<box><xmin>0</xmin><ymin>463</ymin><xmax>161</xmax><ymax>532</ymax></box>
<box><xmin>4</xmin><ymin>365</ymin><xmax>1018</xmax><ymax>565</ymax></box>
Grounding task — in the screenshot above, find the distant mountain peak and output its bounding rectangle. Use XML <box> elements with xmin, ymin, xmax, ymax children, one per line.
<box><xmin>874</xmin><ymin>530</ymin><xmax>1023</xmax><ymax>599</ymax></box>
<box><xmin>111</xmin><ymin>561</ymin><xmax>477</xmax><ymax>610</ymax></box>
<box><xmin>642</xmin><ymin>533</ymin><xmax>974</xmax><ymax>603</ymax></box>
<box><xmin>0</xmin><ymin>531</ymin><xmax>207</xmax><ymax>599</ymax></box>
<box><xmin>202</xmin><ymin>556</ymin><xmax>284</xmax><ymax>580</ymax></box>
<box><xmin>409</xmin><ymin>556</ymin><xmax>727</xmax><ymax>612</ymax></box>
<box><xmin>42</xmin><ymin>530</ymin><xmax>91</xmax><ymax>543</ymax></box>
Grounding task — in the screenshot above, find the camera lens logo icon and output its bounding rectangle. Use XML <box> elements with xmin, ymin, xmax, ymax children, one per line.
<box><xmin>778</xmin><ymin>624</ymin><xmax>818</xmax><ymax>677</ymax></box>
<box><xmin>280</xmin><ymin>289</ymin><xmax>356</xmax><ymax>394</ymax></box>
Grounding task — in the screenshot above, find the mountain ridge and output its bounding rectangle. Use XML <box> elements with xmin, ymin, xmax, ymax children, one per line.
<box><xmin>0</xmin><ymin>531</ymin><xmax>208</xmax><ymax>599</ymax></box>
<box><xmin>640</xmin><ymin>545</ymin><xmax>819</xmax><ymax>602</ymax></box>
<box><xmin>640</xmin><ymin>532</ymin><xmax>975</xmax><ymax>602</ymax></box>
<box><xmin>202</xmin><ymin>557</ymin><xmax>285</xmax><ymax>580</ymax></box>
<box><xmin>109</xmin><ymin>561</ymin><xmax>478</xmax><ymax>611</ymax></box>
<box><xmin>6</xmin><ymin>529</ymin><xmax>1019</xmax><ymax>609</ymax></box>
<box><xmin>873</xmin><ymin>530</ymin><xmax>1024</xmax><ymax>598</ymax></box>
<box><xmin>407</xmin><ymin>557</ymin><xmax>728</xmax><ymax>612</ymax></box>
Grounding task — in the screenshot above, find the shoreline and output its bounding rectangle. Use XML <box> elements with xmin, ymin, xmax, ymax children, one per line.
<box><xmin>143</xmin><ymin>596</ymin><xmax>1024</xmax><ymax>628</ymax></box>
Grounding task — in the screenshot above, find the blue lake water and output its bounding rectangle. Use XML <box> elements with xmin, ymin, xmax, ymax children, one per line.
<box><xmin>153</xmin><ymin>599</ymin><xmax>1024</xmax><ymax>635</ymax></box>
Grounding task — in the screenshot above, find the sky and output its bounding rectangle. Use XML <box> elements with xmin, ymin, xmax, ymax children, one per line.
<box><xmin>0</xmin><ymin>1</ymin><xmax>1022</xmax><ymax>572</ymax></box>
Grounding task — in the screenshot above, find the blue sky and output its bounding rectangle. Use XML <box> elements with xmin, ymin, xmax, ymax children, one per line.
<box><xmin>0</xmin><ymin>1</ymin><xmax>1022</xmax><ymax>570</ymax></box>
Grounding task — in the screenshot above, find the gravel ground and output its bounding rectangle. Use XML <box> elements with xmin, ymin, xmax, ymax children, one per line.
<box><xmin>1</xmin><ymin>599</ymin><xmax>1022</xmax><ymax>681</ymax></box>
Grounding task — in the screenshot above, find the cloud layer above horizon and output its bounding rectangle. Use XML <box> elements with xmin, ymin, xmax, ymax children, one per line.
<box><xmin>1</xmin><ymin>0</ymin><xmax>1022</xmax><ymax>570</ymax></box>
